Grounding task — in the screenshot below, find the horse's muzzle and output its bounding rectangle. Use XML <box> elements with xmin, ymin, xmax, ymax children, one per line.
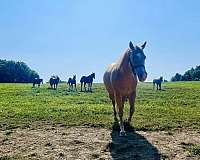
<box><xmin>138</xmin><ymin>72</ymin><xmax>147</xmax><ymax>82</ymax></box>
<box><xmin>134</xmin><ymin>66</ymin><xmax>147</xmax><ymax>82</ymax></box>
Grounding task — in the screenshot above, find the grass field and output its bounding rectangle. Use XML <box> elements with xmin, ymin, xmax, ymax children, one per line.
<box><xmin>0</xmin><ymin>81</ymin><xmax>200</xmax><ymax>132</ymax></box>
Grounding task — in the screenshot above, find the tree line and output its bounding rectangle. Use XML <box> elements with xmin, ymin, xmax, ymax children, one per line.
<box><xmin>0</xmin><ymin>59</ymin><xmax>39</xmax><ymax>83</ymax></box>
<box><xmin>171</xmin><ymin>65</ymin><xmax>200</xmax><ymax>81</ymax></box>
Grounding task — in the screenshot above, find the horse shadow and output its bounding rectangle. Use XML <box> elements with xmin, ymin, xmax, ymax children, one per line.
<box><xmin>107</xmin><ymin>122</ymin><xmax>160</xmax><ymax>160</ymax></box>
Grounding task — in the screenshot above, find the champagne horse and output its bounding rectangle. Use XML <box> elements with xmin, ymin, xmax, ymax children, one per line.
<box><xmin>103</xmin><ymin>41</ymin><xmax>147</xmax><ymax>136</ymax></box>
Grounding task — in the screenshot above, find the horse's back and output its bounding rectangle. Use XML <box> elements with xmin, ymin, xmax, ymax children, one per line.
<box><xmin>80</xmin><ymin>76</ymin><xmax>86</xmax><ymax>83</ymax></box>
<box><xmin>103</xmin><ymin>63</ymin><xmax>117</xmax><ymax>98</ymax></box>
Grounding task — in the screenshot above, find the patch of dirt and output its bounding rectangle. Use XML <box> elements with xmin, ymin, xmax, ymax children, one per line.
<box><xmin>0</xmin><ymin>124</ymin><xmax>200</xmax><ymax>160</ymax></box>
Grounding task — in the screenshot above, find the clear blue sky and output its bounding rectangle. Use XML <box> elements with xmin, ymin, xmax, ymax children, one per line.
<box><xmin>1</xmin><ymin>0</ymin><xmax>200</xmax><ymax>82</ymax></box>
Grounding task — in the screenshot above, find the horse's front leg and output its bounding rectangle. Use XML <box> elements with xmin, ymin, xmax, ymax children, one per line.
<box><xmin>89</xmin><ymin>83</ymin><xmax>92</xmax><ymax>92</ymax></box>
<box><xmin>90</xmin><ymin>82</ymin><xmax>93</xmax><ymax>92</ymax></box>
<box><xmin>128</xmin><ymin>91</ymin><xmax>136</xmax><ymax>124</ymax></box>
<box><xmin>115</xmin><ymin>93</ymin><xmax>126</xmax><ymax>136</ymax></box>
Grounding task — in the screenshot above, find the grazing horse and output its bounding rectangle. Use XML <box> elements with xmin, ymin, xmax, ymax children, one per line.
<box><xmin>80</xmin><ymin>73</ymin><xmax>95</xmax><ymax>92</ymax></box>
<box><xmin>32</xmin><ymin>78</ymin><xmax>43</xmax><ymax>87</ymax></box>
<box><xmin>103</xmin><ymin>41</ymin><xmax>147</xmax><ymax>136</ymax></box>
<box><xmin>153</xmin><ymin>77</ymin><xmax>163</xmax><ymax>90</ymax></box>
<box><xmin>67</xmin><ymin>75</ymin><xmax>77</xmax><ymax>91</ymax></box>
<box><xmin>49</xmin><ymin>76</ymin><xmax>60</xmax><ymax>89</ymax></box>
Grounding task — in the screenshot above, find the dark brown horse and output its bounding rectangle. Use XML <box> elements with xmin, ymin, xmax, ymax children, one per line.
<box><xmin>49</xmin><ymin>75</ymin><xmax>60</xmax><ymax>89</ymax></box>
<box><xmin>67</xmin><ymin>75</ymin><xmax>77</xmax><ymax>91</ymax></box>
<box><xmin>32</xmin><ymin>78</ymin><xmax>43</xmax><ymax>87</ymax></box>
<box><xmin>153</xmin><ymin>76</ymin><xmax>163</xmax><ymax>90</ymax></box>
<box><xmin>103</xmin><ymin>41</ymin><xmax>147</xmax><ymax>136</ymax></box>
<box><xmin>80</xmin><ymin>73</ymin><xmax>95</xmax><ymax>92</ymax></box>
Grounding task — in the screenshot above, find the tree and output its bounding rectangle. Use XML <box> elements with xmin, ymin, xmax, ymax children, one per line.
<box><xmin>0</xmin><ymin>59</ymin><xmax>39</xmax><ymax>83</ymax></box>
<box><xmin>171</xmin><ymin>65</ymin><xmax>200</xmax><ymax>81</ymax></box>
<box><xmin>171</xmin><ymin>73</ymin><xmax>182</xmax><ymax>82</ymax></box>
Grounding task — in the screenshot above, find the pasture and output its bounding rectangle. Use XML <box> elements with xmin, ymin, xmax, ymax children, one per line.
<box><xmin>0</xmin><ymin>82</ymin><xmax>200</xmax><ymax>159</ymax></box>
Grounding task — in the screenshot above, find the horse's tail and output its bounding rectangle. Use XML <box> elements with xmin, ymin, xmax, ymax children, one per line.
<box><xmin>80</xmin><ymin>77</ymin><xmax>84</xmax><ymax>83</ymax></box>
<box><xmin>67</xmin><ymin>78</ymin><xmax>70</xmax><ymax>85</ymax></box>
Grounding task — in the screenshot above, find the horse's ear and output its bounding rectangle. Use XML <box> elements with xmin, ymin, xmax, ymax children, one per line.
<box><xmin>141</xmin><ymin>41</ymin><xmax>147</xmax><ymax>50</ymax></box>
<box><xmin>129</xmin><ymin>41</ymin><xmax>135</xmax><ymax>50</ymax></box>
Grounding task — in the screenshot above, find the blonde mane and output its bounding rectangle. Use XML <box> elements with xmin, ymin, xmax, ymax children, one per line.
<box><xmin>115</xmin><ymin>49</ymin><xmax>130</xmax><ymax>69</ymax></box>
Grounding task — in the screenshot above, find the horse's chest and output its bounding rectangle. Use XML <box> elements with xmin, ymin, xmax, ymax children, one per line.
<box><xmin>112</xmin><ymin>74</ymin><xmax>137</xmax><ymax>96</ymax></box>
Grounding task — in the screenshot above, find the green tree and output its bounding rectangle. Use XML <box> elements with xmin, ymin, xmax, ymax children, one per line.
<box><xmin>0</xmin><ymin>59</ymin><xmax>39</xmax><ymax>83</ymax></box>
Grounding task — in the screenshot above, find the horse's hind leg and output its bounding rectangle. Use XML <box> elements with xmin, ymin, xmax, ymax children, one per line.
<box><xmin>90</xmin><ymin>82</ymin><xmax>93</xmax><ymax>92</ymax></box>
<box><xmin>84</xmin><ymin>83</ymin><xmax>86</xmax><ymax>92</ymax></box>
<box><xmin>128</xmin><ymin>91</ymin><xmax>136</xmax><ymax>124</ymax></box>
<box><xmin>115</xmin><ymin>93</ymin><xmax>126</xmax><ymax>136</ymax></box>
<box><xmin>110</xmin><ymin>96</ymin><xmax>117</xmax><ymax>121</ymax></box>
<box><xmin>80</xmin><ymin>83</ymin><xmax>82</xmax><ymax>91</ymax></box>
<box><xmin>68</xmin><ymin>84</ymin><xmax>70</xmax><ymax>91</ymax></box>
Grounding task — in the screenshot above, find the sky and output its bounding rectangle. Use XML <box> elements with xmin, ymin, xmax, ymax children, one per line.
<box><xmin>0</xmin><ymin>0</ymin><xmax>200</xmax><ymax>83</ymax></box>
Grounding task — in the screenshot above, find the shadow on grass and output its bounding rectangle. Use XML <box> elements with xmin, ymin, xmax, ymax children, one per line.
<box><xmin>107</xmin><ymin>121</ymin><xmax>160</xmax><ymax>160</ymax></box>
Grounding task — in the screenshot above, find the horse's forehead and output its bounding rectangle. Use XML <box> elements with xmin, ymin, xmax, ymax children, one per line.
<box><xmin>130</xmin><ymin>49</ymin><xmax>145</xmax><ymax>58</ymax></box>
<box><xmin>135</xmin><ymin>46</ymin><xmax>144</xmax><ymax>54</ymax></box>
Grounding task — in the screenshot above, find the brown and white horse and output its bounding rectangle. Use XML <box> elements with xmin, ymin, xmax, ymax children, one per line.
<box><xmin>103</xmin><ymin>41</ymin><xmax>147</xmax><ymax>136</ymax></box>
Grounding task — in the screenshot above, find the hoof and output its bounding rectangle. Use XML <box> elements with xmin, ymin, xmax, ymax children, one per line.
<box><xmin>124</xmin><ymin>120</ymin><xmax>131</xmax><ymax>126</ymax></box>
<box><xmin>119</xmin><ymin>131</ymin><xmax>126</xmax><ymax>137</ymax></box>
<box><xmin>114</xmin><ymin>117</ymin><xmax>118</xmax><ymax>122</ymax></box>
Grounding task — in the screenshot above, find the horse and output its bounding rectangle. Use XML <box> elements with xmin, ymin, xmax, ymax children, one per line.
<box><xmin>153</xmin><ymin>76</ymin><xmax>163</xmax><ymax>90</ymax></box>
<box><xmin>103</xmin><ymin>41</ymin><xmax>147</xmax><ymax>136</ymax></box>
<box><xmin>32</xmin><ymin>78</ymin><xmax>43</xmax><ymax>87</ymax></box>
<box><xmin>67</xmin><ymin>75</ymin><xmax>77</xmax><ymax>91</ymax></box>
<box><xmin>80</xmin><ymin>73</ymin><xmax>95</xmax><ymax>92</ymax></box>
<box><xmin>49</xmin><ymin>75</ymin><xmax>60</xmax><ymax>89</ymax></box>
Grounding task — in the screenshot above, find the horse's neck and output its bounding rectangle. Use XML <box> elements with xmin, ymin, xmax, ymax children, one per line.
<box><xmin>119</xmin><ymin>50</ymin><xmax>131</xmax><ymax>71</ymax></box>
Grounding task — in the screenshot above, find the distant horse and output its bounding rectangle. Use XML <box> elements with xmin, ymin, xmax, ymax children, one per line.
<box><xmin>67</xmin><ymin>75</ymin><xmax>77</xmax><ymax>91</ymax></box>
<box><xmin>49</xmin><ymin>76</ymin><xmax>60</xmax><ymax>89</ymax></box>
<box><xmin>32</xmin><ymin>78</ymin><xmax>43</xmax><ymax>87</ymax></box>
<box><xmin>153</xmin><ymin>76</ymin><xmax>163</xmax><ymax>90</ymax></box>
<box><xmin>103</xmin><ymin>41</ymin><xmax>147</xmax><ymax>136</ymax></box>
<box><xmin>80</xmin><ymin>73</ymin><xmax>95</xmax><ymax>92</ymax></box>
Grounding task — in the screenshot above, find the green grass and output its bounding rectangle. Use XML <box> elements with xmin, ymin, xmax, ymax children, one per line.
<box><xmin>181</xmin><ymin>142</ymin><xmax>200</xmax><ymax>156</ymax></box>
<box><xmin>0</xmin><ymin>82</ymin><xmax>200</xmax><ymax>131</ymax></box>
